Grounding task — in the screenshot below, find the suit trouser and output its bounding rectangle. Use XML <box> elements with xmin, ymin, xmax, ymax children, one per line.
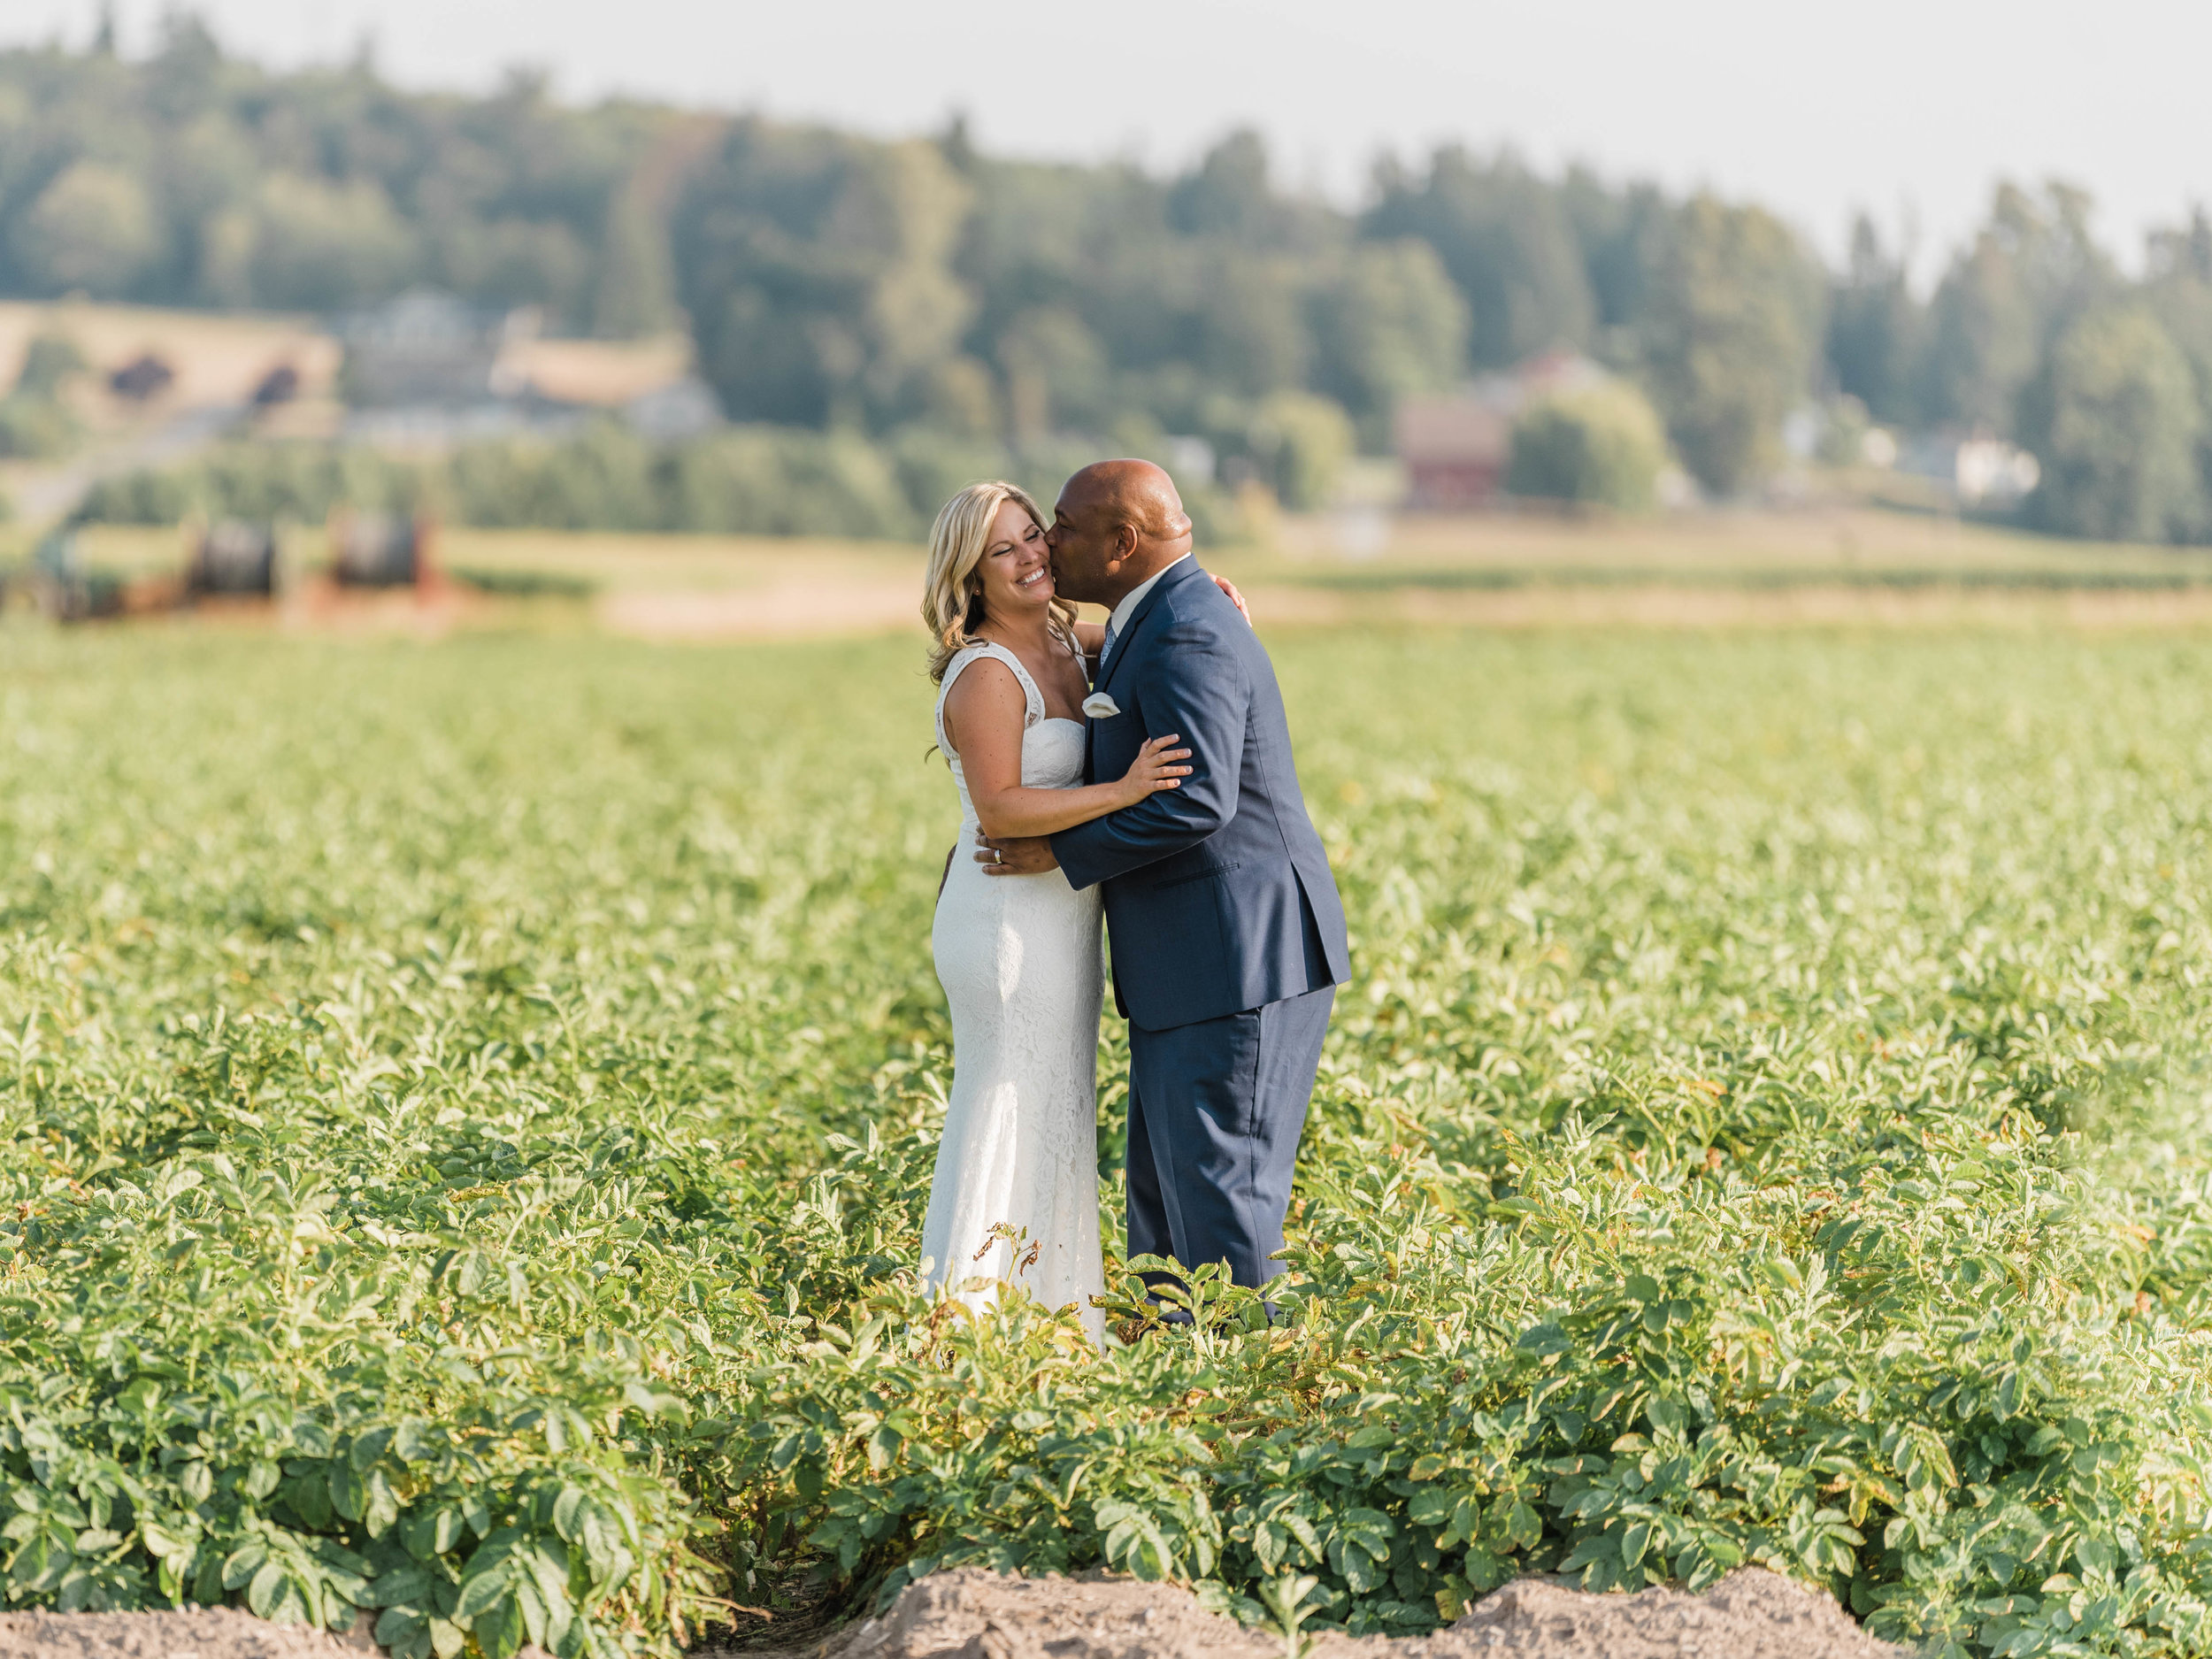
<box><xmin>1125</xmin><ymin>981</ymin><xmax>1334</xmax><ymax>1293</ymax></box>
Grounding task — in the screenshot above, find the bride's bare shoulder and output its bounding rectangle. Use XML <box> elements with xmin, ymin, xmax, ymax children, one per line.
<box><xmin>941</xmin><ymin>651</ymin><xmax>1025</xmax><ymax>744</ymax></box>
<box><xmin>945</xmin><ymin>650</ymin><xmax>1023</xmax><ymax>695</ymax></box>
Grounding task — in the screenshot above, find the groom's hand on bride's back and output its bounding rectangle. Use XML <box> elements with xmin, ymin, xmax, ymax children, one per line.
<box><xmin>977</xmin><ymin>827</ymin><xmax>1058</xmax><ymax>875</ymax></box>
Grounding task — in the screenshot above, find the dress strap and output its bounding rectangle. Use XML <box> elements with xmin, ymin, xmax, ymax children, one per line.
<box><xmin>936</xmin><ymin>642</ymin><xmax>1044</xmax><ymax>757</ymax></box>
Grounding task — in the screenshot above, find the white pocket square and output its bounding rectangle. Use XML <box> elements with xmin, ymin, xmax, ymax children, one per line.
<box><xmin>1081</xmin><ymin>693</ymin><xmax>1120</xmax><ymax>719</ymax></box>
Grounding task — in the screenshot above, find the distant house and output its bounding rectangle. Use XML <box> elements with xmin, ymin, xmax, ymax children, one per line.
<box><xmin>1897</xmin><ymin>431</ymin><xmax>2041</xmax><ymax>506</ymax></box>
<box><xmin>1953</xmin><ymin>437</ymin><xmax>2041</xmax><ymax>504</ymax></box>
<box><xmin>1394</xmin><ymin>351</ymin><xmax>1609</xmax><ymax>509</ymax></box>
<box><xmin>621</xmin><ymin>376</ymin><xmax>724</xmax><ymax>442</ymax></box>
<box><xmin>338</xmin><ymin>288</ymin><xmax>537</xmax><ymax>407</ymax></box>
<box><xmin>337</xmin><ymin>289</ymin><xmax>701</xmax><ymax>444</ymax></box>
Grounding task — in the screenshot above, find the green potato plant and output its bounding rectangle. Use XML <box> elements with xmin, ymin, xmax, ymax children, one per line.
<box><xmin>4</xmin><ymin>627</ymin><xmax>2212</xmax><ymax>1656</ymax></box>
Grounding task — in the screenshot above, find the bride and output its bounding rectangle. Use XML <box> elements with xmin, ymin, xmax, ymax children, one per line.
<box><xmin>917</xmin><ymin>479</ymin><xmax>1238</xmax><ymax>1342</ymax></box>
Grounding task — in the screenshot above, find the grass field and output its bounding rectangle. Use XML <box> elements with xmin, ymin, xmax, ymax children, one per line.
<box><xmin>7</xmin><ymin>623</ymin><xmax>2212</xmax><ymax>1658</ymax></box>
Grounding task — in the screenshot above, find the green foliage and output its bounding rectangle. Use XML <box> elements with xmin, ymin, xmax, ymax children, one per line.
<box><xmin>2143</xmin><ymin>228</ymin><xmax>2212</xmax><ymax>542</ymax></box>
<box><xmin>1640</xmin><ymin>196</ymin><xmax>1827</xmax><ymax>495</ymax></box>
<box><xmin>14</xmin><ymin>333</ymin><xmax>88</xmax><ymax>402</ymax></box>
<box><xmin>1310</xmin><ymin>242</ymin><xmax>1470</xmax><ymax>449</ymax></box>
<box><xmin>0</xmin><ymin>22</ymin><xmax>678</xmax><ymax>324</ymax></box>
<box><xmin>1826</xmin><ymin>217</ymin><xmax>1924</xmax><ymax>428</ymax></box>
<box><xmin>0</xmin><ymin>397</ymin><xmax>80</xmax><ymax>463</ymax></box>
<box><xmin>72</xmin><ymin>425</ymin><xmax>1243</xmax><ymax>544</ymax></box>
<box><xmin>658</xmin><ymin>427</ymin><xmax>916</xmax><ymax>538</ymax></box>
<box><xmin>0</xmin><ymin>633</ymin><xmax>946</xmax><ymax>1651</ymax></box>
<box><xmin>7</xmin><ymin>25</ymin><xmax>2212</xmax><ymax>532</ymax></box>
<box><xmin>1506</xmin><ymin>382</ymin><xmax>1669</xmax><ymax>511</ymax></box>
<box><xmin>995</xmin><ymin>307</ymin><xmax>1112</xmax><ymax>444</ymax></box>
<box><xmin>1251</xmin><ymin>394</ymin><xmax>1356</xmax><ymax>512</ymax></box>
<box><xmin>77</xmin><ymin>443</ymin><xmax>425</xmax><ymax>527</ymax></box>
<box><xmin>1921</xmin><ymin>184</ymin><xmax>2114</xmax><ymax>437</ymax></box>
<box><xmin>2029</xmin><ymin>304</ymin><xmax>2204</xmax><ymax>542</ymax></box>
<box><xmin>0</xmin><ymin>331</ymin><xmax>88</xmax><ymax>461</ymax></box>
<box><xmin>9</xmin><ymin>161</ymin><xmax>161</xmax><ymax>299</ymax></box>
<box><xmin>675</xmin><ymin>126</ymin><xmax>976</xmax><ymax>429</ymax></box>
<box><xmin>1365</xmin><ymin>150</ymin><xmax>1596</xmax><ymax>371</ymax></box>
<box><xmin>204</xmin><ymin>175</ymin><xmax>422</xmax><ymax>312</ymax></box>
<box><xmin>12</xmin><ymin>629</ymin><xmax>2212</xmax><ymax>1657</ymax></box>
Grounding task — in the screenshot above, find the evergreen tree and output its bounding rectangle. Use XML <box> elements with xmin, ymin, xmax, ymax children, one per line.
<box><xmin>1921</xmin><ymin>183</ymin><xmax>2112</xmax><ymax>434</ymax></box>
<box><xmin>1826</xmin><ymin>216</ymin><xmax>1924</xmax><ymax>426</ymax></box>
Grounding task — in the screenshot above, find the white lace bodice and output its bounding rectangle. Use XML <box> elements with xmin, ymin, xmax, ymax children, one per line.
<box><xmin>934</xmin><ymin>642</ymin><xmax>1087</xmax><ymax>824</ymax></box>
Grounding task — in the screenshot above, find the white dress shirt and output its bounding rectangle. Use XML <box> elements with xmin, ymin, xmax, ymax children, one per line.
<box><xmin>1099</xmin><ymin>553</ymin><xmax>1190</xmax><ymax>670</ymax></box>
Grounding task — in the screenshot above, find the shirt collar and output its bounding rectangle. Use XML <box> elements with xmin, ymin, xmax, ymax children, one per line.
<box><xmin>1104</xmin><ymin>553</ymin><xmax>1191</xmax><ymax>653</ymax></box>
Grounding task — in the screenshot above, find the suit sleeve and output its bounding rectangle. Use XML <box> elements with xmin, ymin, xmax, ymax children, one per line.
<box><xmin>1051</xmin><ymin>618</ymin><xmax>1248</xmax><ymax>890</ymax></box>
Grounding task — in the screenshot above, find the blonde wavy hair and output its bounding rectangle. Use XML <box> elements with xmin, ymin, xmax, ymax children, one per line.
<box><xmin>922</xmin><ymin>480</ymin><xmax>1079</xmax><ymax>683</ymax></box>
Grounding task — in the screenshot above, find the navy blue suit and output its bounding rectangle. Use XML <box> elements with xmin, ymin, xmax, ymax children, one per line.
<box><xmin>1052</xmin><ymin>557</ymin><xmax>1348</xmax><ymax>1292</ymax></box>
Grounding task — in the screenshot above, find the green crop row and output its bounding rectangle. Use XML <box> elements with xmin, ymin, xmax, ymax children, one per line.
<box><xmin>4</xmin><ymin>627</ymin><xmax>2212</xmax><ymax>1656</ymax></box>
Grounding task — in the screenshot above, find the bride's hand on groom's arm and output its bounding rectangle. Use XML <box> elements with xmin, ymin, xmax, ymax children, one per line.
<box><xmin>1115</xmin><ymin>733</ymin><xmax>1191</xmax><ymax>808</ymax></box>
<box><xmin>979</xmin><ymin>736</ymin><xmax>1188</xmax><ymax>878</ymax></box>
<box><xmin>977</xmin><ymin>828</ymin><xmax>1057</xmax><ymax>876</ymax></box>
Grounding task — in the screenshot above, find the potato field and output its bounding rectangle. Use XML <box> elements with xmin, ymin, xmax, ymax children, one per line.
<box><xmin>5</xmin><ymin>626</ymin><xmax>2212</xmax><ymax>1658</ymax></box>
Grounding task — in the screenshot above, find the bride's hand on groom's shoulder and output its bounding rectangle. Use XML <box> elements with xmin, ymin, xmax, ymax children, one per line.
<box><xmin>1211</xmin><ymin>572</ymin><xmax>1252</xmax><ymax>625</ymax></box>
<box><xmin>977</xmin><ymin>828</ymin><xmax>1057</xmax><ymax>876</ymax></box>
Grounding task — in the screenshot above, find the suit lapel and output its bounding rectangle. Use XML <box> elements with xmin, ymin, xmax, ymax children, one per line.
<box><xmin>1096</xmin><ymin>558</ymin><xmax>1204</xmax><ymax>703</ymax></box>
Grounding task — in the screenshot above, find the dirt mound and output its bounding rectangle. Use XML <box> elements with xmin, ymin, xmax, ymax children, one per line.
<box><xmin>720</xmin><ymin>1565</ymin><xmax>1904</xmax><ymax>1659</ymax></box>
<box><xmin>1369</xmin><ymin>1572</ymin><xmax>1903</xmax><ymax>1658</ymax></box>
<box><xmin>0</xmin><ymin>1569</ymin><xmax>1902</xmax><ymax>1659</ymax></box>
<box><xmin>0</xmin><ymin>1604</ymin><xmax>371</xmax><ymax>1659</ymax></box>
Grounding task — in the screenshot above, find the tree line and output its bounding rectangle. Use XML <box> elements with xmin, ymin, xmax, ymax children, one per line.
<box><xmin>73</xmin><ymin>423</ymin><xmax>1202</xmax><ymax>545</ymax></box>
<box><xmin>1829</xmin><ymin>187</ymin><xmax>2212</xmax><ymax>541</ymax></box>
<box><xmin>8</xmin><ymin>20</ymin><xmax>2212</xmax><ymax>540</ymax></box>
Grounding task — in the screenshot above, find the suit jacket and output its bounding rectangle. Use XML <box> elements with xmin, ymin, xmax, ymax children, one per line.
<box><xmin>1051</xmin><ymin>557</ymin><xmax>1349</xmax><ymax>1031</ymax></box>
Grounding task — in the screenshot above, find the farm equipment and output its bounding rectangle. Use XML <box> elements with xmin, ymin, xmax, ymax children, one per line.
<box><xmin>187</xmin><ymin>519</ymin><xmax>280</xmax><ymax>598</ymax></box>
<box><xmin>330</xmin><ymin>510</ymin><xmax>437</xmax><ymax>589</ymax></box>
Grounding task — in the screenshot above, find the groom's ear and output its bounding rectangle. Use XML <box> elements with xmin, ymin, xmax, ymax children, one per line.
<box><xmin>1105</xmin><ymin>519</ymin><xmax>1141</xmax><ymax>570</ymax></box>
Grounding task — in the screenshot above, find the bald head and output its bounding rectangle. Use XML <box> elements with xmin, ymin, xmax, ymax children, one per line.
<box><xmin>1063</xmin><ymin>459</ymin><xmax>1194</xmax><ymax>544</ymax></box>
<box><xmin>1048</xmin><ymin>458</ymin><xmax>1195</xmax><ymax>607</ymax></box>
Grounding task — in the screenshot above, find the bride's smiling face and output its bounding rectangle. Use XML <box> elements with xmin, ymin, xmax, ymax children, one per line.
<box><xmin>975</xmin><ymin>501</ymin><xmax>1054</xmax><ymax>623</ymax></box>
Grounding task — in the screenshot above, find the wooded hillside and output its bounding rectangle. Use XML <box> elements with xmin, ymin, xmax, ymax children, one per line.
<box><xmin>9</xmin><ymin>19</ymin><xmax>2212</xmax><ymax>534</ymax></box>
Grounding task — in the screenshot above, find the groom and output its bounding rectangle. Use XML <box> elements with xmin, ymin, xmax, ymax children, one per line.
<box><xmin>979</xmin><ymin>459</ymin><xmax>1348</xmax><ymax>1310</ymax></box>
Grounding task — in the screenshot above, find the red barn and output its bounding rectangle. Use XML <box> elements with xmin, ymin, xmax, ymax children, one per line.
<box><xmin>1394</xmin><ymin>353</ymin><xmax>1611</xmax><ymax>510</ymax></box>
<box><xmin>1394</xmin><ymin>397</ymin><xmax>1512</xmax><ymax>509</ymax></box>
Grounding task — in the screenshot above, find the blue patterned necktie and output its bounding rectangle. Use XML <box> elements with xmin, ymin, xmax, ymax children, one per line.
<box><xmin>1098</xmin><ymin>621</ymin><xmax>1118</xmax><ymax>675</ymax></box>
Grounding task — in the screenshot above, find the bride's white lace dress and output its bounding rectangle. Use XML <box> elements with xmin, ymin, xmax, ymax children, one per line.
<box><xmin>920</xmin><ymin>641</ymin><xmax>1106</xmax><ymax>1342</ymax></box>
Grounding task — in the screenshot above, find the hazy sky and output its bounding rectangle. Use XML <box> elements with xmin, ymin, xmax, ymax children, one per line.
<box><xmin>12</xmin><ymin>0</ymin><xmax>2208</xmax><ymax>282</ymax></box>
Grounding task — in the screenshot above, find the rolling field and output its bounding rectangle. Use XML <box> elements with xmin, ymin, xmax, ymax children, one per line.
<box><xmin>6</xmin><ymin>624</ymin><xmax>2212</xmax><ymax>1658</ymax></box>
<box><xmin>50</xmin><ymin>508</ymin><xmax>2212</xmax><ymax>647</ymax></box>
